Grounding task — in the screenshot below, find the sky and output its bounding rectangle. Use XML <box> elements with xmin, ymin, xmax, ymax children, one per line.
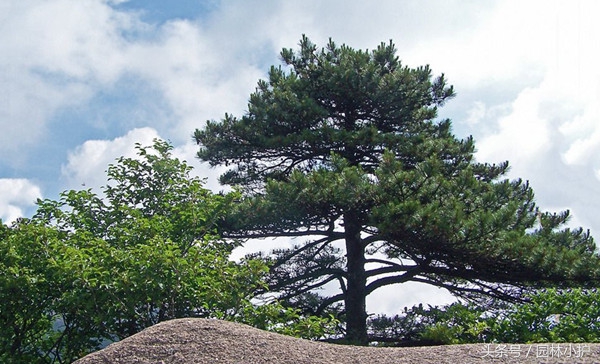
<box><xmin>2</xmin><ymin>0</ymin><xmax>600</xmax><ymax>315</ymax></box>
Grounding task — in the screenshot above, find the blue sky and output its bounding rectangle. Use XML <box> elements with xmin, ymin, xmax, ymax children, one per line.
<box><xmin>2</xmin><ymin>0</ymin><xmax>600</xmax><ymax>314</ymax></box>
<box><xmin>114</xmin><ymin>0</ymin><xmax>216</xmax><ymax>23</ymax></box>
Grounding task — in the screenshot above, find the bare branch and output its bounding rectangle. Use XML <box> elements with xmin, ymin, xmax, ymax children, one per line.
<box><xmin>366</xmin><ymin>267</ymin><xmax>423</xmax><ymax>294</ymax></box>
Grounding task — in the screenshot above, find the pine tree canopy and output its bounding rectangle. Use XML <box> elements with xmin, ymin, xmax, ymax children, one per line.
<box><xmin>194</xmin><ymin>36</ymin><xmax>600</xmax><ymax>345</ymax></box>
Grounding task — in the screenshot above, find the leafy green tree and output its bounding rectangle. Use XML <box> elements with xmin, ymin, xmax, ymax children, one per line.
<box><xmin>1</xmin><ymin>140</ymin><xmax>336</xmax><ymax>363</ymax></box>
<box><xmin>492</xmin><ymin>288</ymin><xmax>600</xmax><ymax>343</ymax></box>
<box><xmin>367</xmin><ymin>303</ymin><xmax>490</xmax><ymax>346</ymax></box>
<box><xmin>194</xmin><ymin>36</ymin><xmax>600</xmax><ymax>345</ymax></box>
<box><xmin>386</xmin><ymin>289</ymin><xmax>600</xmax><ymax>345</ymax></box>
<box><xmin>31</xmin><ymin>141</ymin><xmax>261</xmax><ymax>343</ymax></box>
<box><xmin>0</xmin><ymin>220</ymin><xmax>65</xmax><ymax>363</ymax></box>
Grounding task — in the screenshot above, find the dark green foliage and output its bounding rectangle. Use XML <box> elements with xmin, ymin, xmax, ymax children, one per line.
<box><xmin>194</xmin><ymin>36</ymin><xmax>600</xmax><ymax>345</ymax></box>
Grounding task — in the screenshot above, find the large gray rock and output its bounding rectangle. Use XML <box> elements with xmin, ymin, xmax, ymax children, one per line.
<box><xmin>74</xmin><ymin>318</ymin><xmax>600</xmax><ymax>364</ymax></box>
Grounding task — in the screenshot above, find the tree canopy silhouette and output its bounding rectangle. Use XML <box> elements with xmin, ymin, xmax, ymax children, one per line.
<box><xmin>194</xmin><ymin>36</ymin><xmax>600</xmax><ymax>345</ymax></box>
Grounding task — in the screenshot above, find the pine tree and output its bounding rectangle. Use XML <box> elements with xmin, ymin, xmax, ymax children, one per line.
<box><xmin>194</xmin><ymin>36</ymin><xmax>600</xmax><ymax>345</ymax></box>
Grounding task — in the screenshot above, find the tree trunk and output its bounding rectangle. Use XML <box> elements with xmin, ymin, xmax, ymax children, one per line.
<box><xmin>343</xmin><ymin>212</ymin><xmax>368</xmax><ymax>345</ymax></box>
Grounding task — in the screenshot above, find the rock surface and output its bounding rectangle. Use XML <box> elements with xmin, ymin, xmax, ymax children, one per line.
<box><xmin>74</xmin><ymin>318</ymin><xmax>600</xmax><ymax>363</ymax></box>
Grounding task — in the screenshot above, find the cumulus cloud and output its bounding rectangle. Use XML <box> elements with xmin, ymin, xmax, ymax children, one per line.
<box><xmin>0</xmin><ymin>0</ymin><xmax>137</xmax><ymax>160</ymax></box>
<box><xmin>342</xmin><ymin>0</ymin><xmax>600</xmax><ymax>240</ymax></box>
<box><xmin>0</xmin><ymin>179</ymin><xmax>42</xmax><ymax>223</ymax></box>
<box><xmin>0</xmin><ymin>0</ymin><xmax>277</xmax><ymax>169</ymax></box>
<box><xmin>476</xmin><ymin>87</ymin><xmax>553</xmax><ymax>166</ymax></box>
<box><xmin>2</xmin><ymin>0</ymin><xmax>492</xmax><ymax>168</ymax></box>
<box><xmin>61</xmin><ymin>127</ymin><xmax>161</xmax><ymax>192</ymax></box>
<box><xmin>446</xmin><ymin>1</ymin><xmax>600</xmax><ymax>166</ymax></box>
<box><xmin>122</xmin><ymin>18</ymin><xmax>266</xmax><ymax>141</ymax></box>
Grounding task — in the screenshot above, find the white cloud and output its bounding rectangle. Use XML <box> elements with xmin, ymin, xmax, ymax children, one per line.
<box><xmin>123</xmin><ymin>18</ymin><xmax>265</xmax><ymax>141</ymax></box>
<box><xmin>465</xmin><ymin>101</ymin><xmax>486</xmax><ymax>126</ymax></box>
<box><xmin>406</xmin><ymin>1</ymin><xmax>555</xmax><ymax>90</ymax></box>
<box><xmin>435</xmin><ymin>1</ymin><xmax>600</xmax><ymax>241</ymax></box>
<box><xmin>0</xmin><ymin>179</ymin><xmax>43</xmax><ymax>223</ymax></box>
<box><xmin>562</xmin><ymin>129</ymin><xmax>600</xmax><ymax>167</ymax></box>
<box><xmin>0</xmin><ymin>0</ymin><xmax>272</xmax><ymax>168</ymax></box>
<box><xmin>476</xmin><ymin>87</ymin><xmax>552</xmax><ymax>166</ymax></box>
<box><xmin>61</xmin><ymin>127</ymin><xmax>161</xmax><ymax>192</ymax></box>
<box><xmin>0</xmin><ymin>0</ymin><xmax>136</xmax><ymax>162</ymax></box>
